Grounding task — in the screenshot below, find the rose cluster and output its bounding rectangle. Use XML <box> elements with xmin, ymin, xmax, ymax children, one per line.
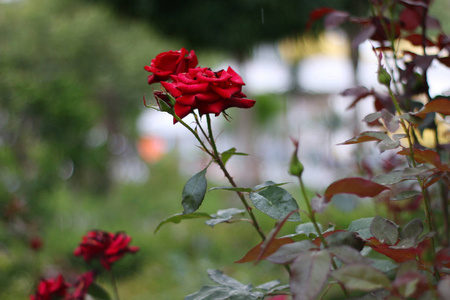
<box><xmin>145</xmin><ymin>48</ymin><xmax>255</xmax><ymax>122</ymax></box>
<box><xmin>30</xmin><ymin>271</ymin><xmax>94</xmax><ymax>300</ymax></box>
<box><xmin>30</xmin><ymin>230</ymin><xmax>139</xmax><ymax>300</ymax></box>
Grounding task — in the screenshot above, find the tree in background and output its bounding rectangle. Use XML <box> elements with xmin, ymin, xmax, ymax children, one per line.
<box><xmin>85</xmin><ymin>0</ymin><xmax>368</xmax><ymax>57</ymax></box>
<box><xmin>0</xmin><ymin>0</ymin><xmax>173</xmax><ymax>264</ymax></box>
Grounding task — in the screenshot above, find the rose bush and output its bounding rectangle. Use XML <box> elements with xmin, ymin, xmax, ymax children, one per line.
<box><xmin>73</xmin><ymin>230</ymin><xmax>139</xmax><ymax>270</ymax></box>
<box><xmin>144</xmin><ymin>48</ymin><xmax>198</xmax><ymax>84</ymax></box>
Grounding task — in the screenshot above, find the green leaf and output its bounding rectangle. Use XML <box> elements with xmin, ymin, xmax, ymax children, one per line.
<box><xmin>391</xmin><ymin>190</ymin><xmax>421</xmax><ymax>201</ymax></box>
<box><xmin>205</xmin><ymin>208</ymin><xmax>245</xmax><ymax>227</ymax></box>
<box><xmin>290</xmin><ymin>250</ymin><xmax>332</xmax><ymax>300</ymax></box>
<box><xmin>295</xmin><ymin>222</ymin><xmax>322</xmax><ymax>237</ymax></box>
<box><xmin>184</xmin><ymin>270</ymin><xmax>264</xmax><ymax>300</ymax></box>
<box><xmin>400</xmin><ymin>218</ymin><xmax>423</xmax><ymax>240</ymax></box>
<box><xmin>221</xmin><ymin>148</ymin><xmax>248</xmax><ymax>165</ymax></box>
<box><xmin>154</xmin><ymin>212</ymin><xmax>211</xmax><ymax>233</ymax></box>
<box><xmin>369</xmin><ymin>259</ymin><xmax>398</xmax><ymax>274</ymax></box>
<box><xmin>347</xmin><ymin>217</ymin><xmax>374</xmax><ymax>239</ymax></box>
<box><xmin>370</xmin><ymin>216</ymin><xmax>399</xmax><ymax>245</ymax></box>
<box><xmin>207</xmin><ymin>269</ymin><xmax>248</xmax><ymax>290</ymax></box>
<box><xmin>266</xmin><ymin>240</ymin><xmax>316</xmax><ymax>264</ymax></box>
<box><xmin>184</xmin><ymin>285</ymin><xmax>260</xmax><ymax>300</ymax></box>
<box><xmin>209</xmin><ymin>186</ymin><xmax>252</xmax><ymax>193</ymax></box>
<box><xmin>373</xmin><ymin>170</ymin><xmax>404</xmax><ymax>185</ymax></box>
<box><xmin>324</xmin><ymin>231</ymin><xmax>365</xmax><ymax>251</ymax></box>
<box><xmin>255</xmin><ymin>280</ymin><xmax>281</xmax><ymax>291</ymax></box>
<box><xmin>251</xmin><ymin>181</ymin><xmax>289</xmax><ymax>192</ymax></box>
<box><xmin>328</xmin><ymin>246</ymin><xmax>370</xmax><ymax>264</ymax></box>
<box><xmin>249</xmin><ymin>186</ymin><xmax>301</xmax><ymax>222</ymax></box>
<box><xmin>332</xmin><ymin>264</ymin><xmax>391</xmax><ymax>291</ymax></box>
<box><xmin>88</xmin><ymin>282</ymin><xmax>111</xmax><ymax>300</ymax></box>
<box><xmin>182</xmin><ymin>168</ymin><xmax>208</xmax><ymax>214</ymax></box>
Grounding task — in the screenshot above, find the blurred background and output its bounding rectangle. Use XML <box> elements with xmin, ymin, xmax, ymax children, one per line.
<box><xmin>0</xmin><ymin>0</ymin><xmax>449</xmax><ymax>299</ymax></box>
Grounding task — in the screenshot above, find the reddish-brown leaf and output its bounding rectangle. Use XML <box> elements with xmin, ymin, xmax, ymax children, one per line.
<box><xmin>339</xmin><ymin>131</ymin><xmax>388</xmax><ymax>145</ymax></box>
<box><xmin>397</xmin><ymin>148</ymin><xmax>450</xmax><ymax>172</ymax></box>
<box><xmin>235</xmin><ymin>237</ymin><xmax>294</xmax><ymax>263</ymax></box>
<box><xmin>438</xmin><ymin>56</ymin><xmax>450</xmax><ymax>67</ymax></box>
<box><xmin>324</xmin><ymin>177</ymin><xmax>389</xmax><ymax>202</ymax></box>
<box><xmin>367</xmin><ymin>237</ymin><xmax>427</xmax><ymax>263</ymax></box>
<box><xmin>413</xmin><ymin>98</ymin><xmax>450</xmax><ymax>118</ymax></box>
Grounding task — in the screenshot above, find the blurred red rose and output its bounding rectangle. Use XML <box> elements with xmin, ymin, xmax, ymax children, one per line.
<box><xmin>30</xmin><ymin>237</ymin><xmax>43</xmax><ymax>251</ymax></box>
<box><xmin>145</xmin><ymin>48</ymin><xmax>198</xmax><ymax>85</ymax></box>
<box><xmin>30</xmin><ymin>274</ymin><xmax>70</xmax><ymax>300</ymax></box>
<box><xmin>67</xmin><ymin>271</ymin><xmax>96</xmax><ymax>300</ymax></box>
<box><xmin>74</xmin><ymin>230</ymin><xmax>139</xmax><ymax>270</ymax></box>
<box><xmin>161</xmin><ymin>67</ymin><xmax>255</xmax><ymax>121</ymax></box>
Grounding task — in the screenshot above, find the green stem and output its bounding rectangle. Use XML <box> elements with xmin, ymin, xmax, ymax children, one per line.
<box><xmin>111</xmin><ymin>270</ymin><xmax>120</xmax><ymax>300</ymax></box>
<box><xmin>298</xmin><ymin>177</ymin><xmax>349</xmax><ymax>297</ymax></box>
<box><xmin>388</xmin><ymin>88</ymin><xmax>440</xmax><ymax>279</ymax></box>
<box><xmin>173</xmin><ymin>113</ymin><xmax>214</xmax><ymax>157</ymax></box>
<box><xmin>205</xmin><ymin>114</ymin><xmax>266</xmax><ymax>241</ymax></box>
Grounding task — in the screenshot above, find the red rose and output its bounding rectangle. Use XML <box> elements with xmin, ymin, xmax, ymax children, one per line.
<box><xmin>73</xmin><ymin>230</ymin><xmax>139</xmax><ymax>270</ymax></box>
<box><xmin>161</xmin><ymin>67</ymin><xmax>256</xmax><ymax>121</ymax></box>
<box><xmin>30</xmin><ymin>274</ymin><xmax>70</xmax><ymax>300</ymax></box>
<box><xmin>67</xmin><ymin>271</ymin><xmax>96</xmax><ymax>300</ymax></box>
<box><xmin>145</xmin><ymin>48</ymin><xmax>198</xmax><ymax>85</ymax></box>
<box><xmin>30</xmin><ymin>236</ymin><xmax>43</xmax><ymax>251</ymax></box>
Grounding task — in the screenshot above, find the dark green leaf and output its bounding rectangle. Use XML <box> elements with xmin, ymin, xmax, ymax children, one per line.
<box><xmin>88</xmin><ymin>282</ymin><xmax>111</xmax><ymax>300</ymax></box>
<box><xmin>400</xmin><ymin>218</ymin><xmax>423</xmax><ymax>240</ymax></box>
<box><xmin>154</xmin><ymin>212</ymin><xmax>211</xmax><ymax>233</ymax></box>
<box><xmin>370</xmin><ymin>259</ymin><xmax>399</xmax><ymax>274</ymax></box>
<box><xmin>373</xmin><ymin>171</ymin><xmax>404</xmax><ymax>185</ymax></box>
<box><xmin>391</xmin><ymin>190</ymin><xmax>421</xmax><ymax>201</ymax></box>
<box><xmin>324</xmin><ymin>231</ymin><xmax>365</xmax><ymax>251</ymax></box>
<box><xmin>295</xmin><ymin>222</ymin><xmax>322</xmax><ymax>237</ymax></box>
<box><xmin>251</xmin><ymin>181</ymin><xmax>289</xmax><ymax>192</ymax></box>
<box><xmin>290</xmin><ymin>250</ymin><xmax>332</xmax><ymax>300</ymax></box>
<box><xmin>370</xmin><ymin>216</ymin><xmax>399</xmax><ymax>245</ymax></box>
<box><xmin>209</xmin><ymin>186</ymin><xmax>252</xmax><ymax>193</ymax></box>
<box><xmin>328</xmin><ymin>246</ymin><xmax>370</xmax><ymax>264</ymax></box>
<box><xmin>182</xmin><ymin>168</ymin><xmax>208</xmax><ymax>214</ymax></box>
<box><xmin>207</xmin><ymin>269</ymin><xmax>248</xmax><ymax>290</ymax></box>
<box><xmin>347</xmin><ymin>217</ymin><xmax>374</xmax><ymax>239</ymax></box>
<box><xmin>221</xmin><ymin>148</ymin><xmax>248</xmax><ymax>165</ymax></box>
<box><xmin>332</xmin><ymin>264</ymin><xmax>391</xmax><ymax>291</ymax></box>
<box><xmin>184</xmin><ymin>270</ymin><xmax>264</xmax><ymax>300</ymax></box>
<box><xmin>266</xmin><ymin>240</ymin><xmax>316</xmax><ymax>264</ymax></box>
<box><xmin>183</xmin><ymin>285</ymin><xmax>260</xmax><ymax>300</ymax></box>
<box><xmin>249</xmin><ymin>186</ymin><xmax>301</xmax><ymax>222</ymax></box>
<box><xmin>205</xmin><ymin>208</ymin><xmax>245</xmax><ymax>227</ymax></box>
<box><xmin>255</xmin><ymin>280</ymin><xmax>281</xmax><ymax>291</ymax></box>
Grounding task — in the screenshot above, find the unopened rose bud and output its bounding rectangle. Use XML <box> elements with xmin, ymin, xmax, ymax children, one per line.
<box><xmin>377</xmin><ymin>66</ymin><xmax>391</xmax><ymax>87</ymax></box>
<box><xmin>289</xmin><ymin>138</ymin><xmax>304</xmax><ymax>177</ymax></box>
<box><xmin>154</xmin><ymin>91</ymin><xmax>174</xmax><ymax>113</ymax></box>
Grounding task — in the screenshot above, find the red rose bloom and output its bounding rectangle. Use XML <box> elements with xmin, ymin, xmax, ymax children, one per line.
<box><xmin>67</xmin><ymin>271</ymin><xmax>96</xmax><ymax>300</ymax></box>
<box><xmin>161</xmin><ymin>66</ymin><xmax>256</xmax><ymax>121</ymax></box>
<box><xmin>73</xmin><ymin>230</ymin><xmax>139</xmax><ymax>270</ymax></box>
<box><xmin>145</xmin><ymin>48</ymin><xmax>198</xmax><ymax>85</ymax></box>
<box><xmin>30</xmin><ymin>274</ymin><xmax>70</xmax><ymax>300</ymax></box>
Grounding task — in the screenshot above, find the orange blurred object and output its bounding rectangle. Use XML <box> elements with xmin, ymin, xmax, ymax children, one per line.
<box><xmin>137</xmin><ymin>136</ymin><xmax>168</xmax><ymax>163</ymax></box>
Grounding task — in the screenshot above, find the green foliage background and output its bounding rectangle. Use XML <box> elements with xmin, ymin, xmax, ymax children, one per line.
<box><xmin>1</xmin><ymin>0</ymin><xmax>447</xmax><ymax>299</ymax></box>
